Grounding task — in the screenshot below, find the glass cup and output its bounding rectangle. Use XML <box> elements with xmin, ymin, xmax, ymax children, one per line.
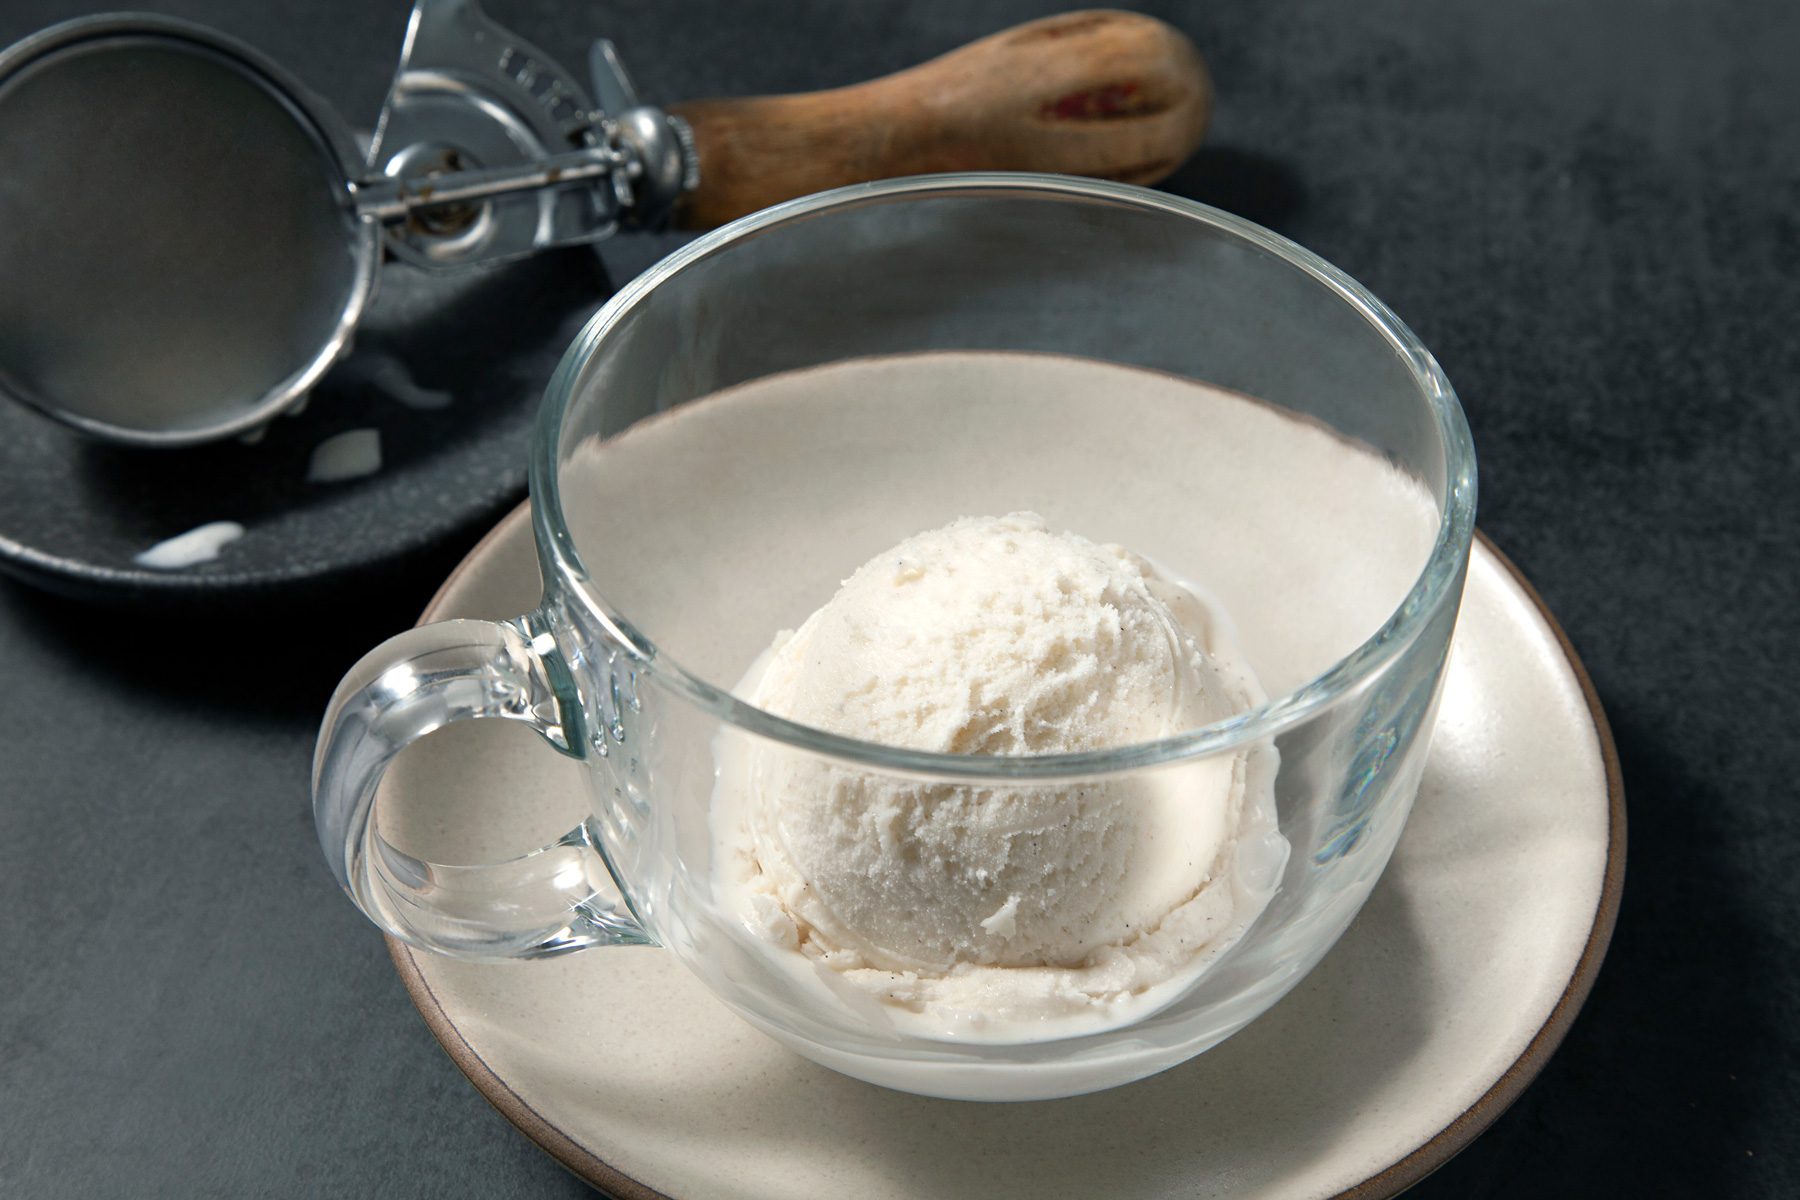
<box><xmin>314</xmin><ymin>174</ymin><xmax>1476</xmax><ymax>1101</ymax></box>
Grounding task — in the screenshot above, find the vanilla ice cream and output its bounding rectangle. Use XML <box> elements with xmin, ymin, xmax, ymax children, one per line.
<box><xmin>714</xmin><ymin>513</ymin><xmax>1287</xmax><ymax>1040</ymax></box>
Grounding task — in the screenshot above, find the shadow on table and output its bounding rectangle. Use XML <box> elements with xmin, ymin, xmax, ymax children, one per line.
<box><xmin>0</xmin><ymin>568</ymin><xmax>443</xmax><ymax>729</ymax></box>
<box><xmin>1158</xmin><ymin>145</ymin><xmax>1308</xmax><ymax>234</ymax></box>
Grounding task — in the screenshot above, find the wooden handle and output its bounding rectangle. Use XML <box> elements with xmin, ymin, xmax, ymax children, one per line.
<box><xmin>670</xmin><ymin>10</ymin><xmax>1212</xmax><ymax>229</ymax></box>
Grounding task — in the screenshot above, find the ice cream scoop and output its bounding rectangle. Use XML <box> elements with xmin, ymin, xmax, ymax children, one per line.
<box><xmin>0</xmin><ymin>4</ymin><xmax>1210</xmax><ymax>447</ymax></box>
<box><xmin>717</xmin><ymin>513</ymin><xmax>1288</xmax><ymax>1038</ymax></box>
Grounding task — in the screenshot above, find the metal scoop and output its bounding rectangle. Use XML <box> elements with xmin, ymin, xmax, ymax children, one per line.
<box><xmin>0</xmin><ymin>1</ymin><xmax>688</xmax><ymax>446</ymax></box>
<box><xmin>0</xmin><ymin>2</ymin><xmax>1211</xmax><ymax>447</ymax></box>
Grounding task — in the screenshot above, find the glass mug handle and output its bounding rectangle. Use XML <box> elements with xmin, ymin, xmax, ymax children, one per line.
<box><xmin>312</xmin><ymin>615</ymin><xmax>652</xmax><ymax>959</ymax></box>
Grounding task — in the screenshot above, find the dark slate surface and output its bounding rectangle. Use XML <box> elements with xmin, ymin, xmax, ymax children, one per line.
<box><xmin>1</xmin><ymin>1</ymin><xmax>1794</xmax><ymax>1196</ymax></box>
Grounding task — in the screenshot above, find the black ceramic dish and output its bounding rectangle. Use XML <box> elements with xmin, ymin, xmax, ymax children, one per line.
<box><xmin>0</xmin><ymin>246</ymin><xmax>625</xmax><ymax>610</ymax></box>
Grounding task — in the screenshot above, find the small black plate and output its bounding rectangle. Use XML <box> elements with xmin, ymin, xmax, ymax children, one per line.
<box><xmin>0</xmin><ymin>245</ymin><xmax>622</xmax><ymax>611</ymax></box>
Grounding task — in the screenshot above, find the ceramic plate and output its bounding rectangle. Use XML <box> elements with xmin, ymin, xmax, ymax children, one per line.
<box><xmin>380</xmin><ymin>508</ymin><xmax>1623</xmax><ymax>1199</ymax></box>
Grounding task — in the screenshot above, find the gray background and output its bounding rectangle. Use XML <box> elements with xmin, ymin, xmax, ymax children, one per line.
<box><xmin>2</xmin><ymin>0</ymin><xmax>1795</xmax><ymax>1196</ymax></box>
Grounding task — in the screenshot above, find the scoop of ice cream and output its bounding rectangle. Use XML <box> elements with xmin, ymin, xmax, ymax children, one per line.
<box><xmin>739</xmin><ymin>513</ymin><xmax>1252</xmax><ymax>978</ymax></box>
<box><xmin>762</xmin><ymin>512</ymin><xmax>1217</xmax><ymax>755</ymax></box>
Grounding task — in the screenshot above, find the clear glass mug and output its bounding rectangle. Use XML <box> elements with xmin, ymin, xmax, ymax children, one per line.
<box><xmin>314</xmin><ymin>174</ymin><xmax>1476</xmax><ymax>1101</ymax></box>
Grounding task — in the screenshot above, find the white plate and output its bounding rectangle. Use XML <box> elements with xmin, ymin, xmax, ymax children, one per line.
<box><xmin>381</xmin><ymin>508</ymin><xmax>1622</xmax><ymax>1200</ymax></box>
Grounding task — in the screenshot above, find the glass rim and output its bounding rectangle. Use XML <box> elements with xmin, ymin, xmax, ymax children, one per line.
<box><xmin>530</xmin><ymin>172</ymin><xmax>1477</xmax><ymax>780</ymax></box>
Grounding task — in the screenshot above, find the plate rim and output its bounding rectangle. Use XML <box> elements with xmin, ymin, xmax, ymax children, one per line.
<box><xmin>385</xmin><ymin>511</ymin><xmax>1627</xmax><ymax>1200</ymax></box>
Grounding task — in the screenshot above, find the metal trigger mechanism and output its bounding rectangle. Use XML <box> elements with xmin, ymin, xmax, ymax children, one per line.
<box><xmin>354</xmin><ymin>0</ymin><xmax>697</xmax><ymax>269</ymax></box>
